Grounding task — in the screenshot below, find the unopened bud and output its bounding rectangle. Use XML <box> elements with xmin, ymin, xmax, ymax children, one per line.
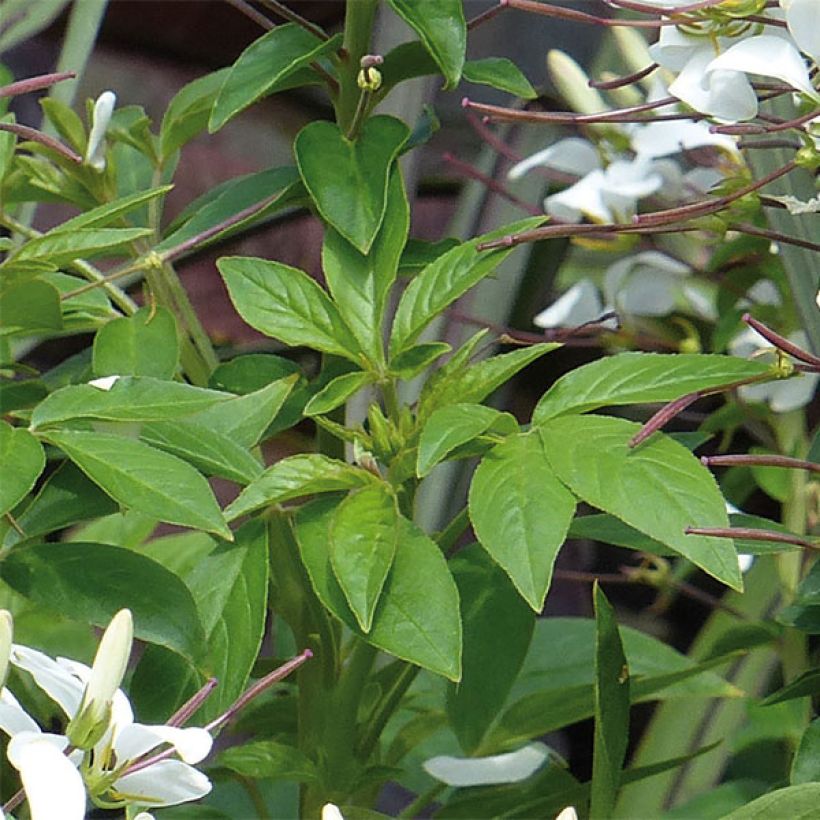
<box><xmin>547</xmin><ymin>50</ymin><xmax>606</xmax><ymax>115</ymax></box>
<box><xmin>357</xmin><ymin>66</ymin><xmax>382</xmax><ymax>93</ymax></box>
<box><xmin>84</xmin><ymin>90</ymin><xmax>116</xmax><ymax>172</ymax></box>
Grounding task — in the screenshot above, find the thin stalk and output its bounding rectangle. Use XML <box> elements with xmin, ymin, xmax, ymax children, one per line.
<box><xmin>335</xmin><ymin>0</ymin><xmax>378</xmax><ymax>133</ymax></box>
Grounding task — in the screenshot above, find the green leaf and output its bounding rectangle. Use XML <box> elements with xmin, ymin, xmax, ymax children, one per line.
<box><xmin>160</xmin><ymin>69</ymin><xmax>230</xmax><ymax>157</ymax></box>
<box><xmin>0</xmin><ymin>279</ymin><xmax>62</xmax><ymax>334</ymax></box>
<box><xmin>540</xmin><ymin>415</ymin><xmax>742</xmax><ymax>591</ymax></box>
<box><xmin>44</xmin><ymin>430</ymin><xmax>232</xmax><ymax>539</ymax></box>
<box><xmin>385</xmin><ymin>0</ymin><xmax>466</xmax><ymax>89</ymax></box>
<box><xmin>191</xmin><ymin>376</ymin><xmax>296</xmax><ymax>448</ymax></box>
<box><xmin>792</xmin><ymin>719</ymin><xmax>820</xmax><ymax>784</ymax></box>
<box><xmin>0</xmin><ymin>421</ymin><xmax>45</xmax><ymax>516</ymax></box>
<box><xmin>54</xmin><ymin>186</ymin><xmax>173</xmax><ymax>232</ymax></box>
<box><xmin>591</xmin><ymin>584</ymin><xmax>630</xmax><ymax>819</ymax></box>
<box><xmin>778</xmin><ymin>562</ymin><xmax>820</xmax><ymax>634</ymax></box>
<box><xmin>389</xmin><ymin>217</ymin><xmax>544</xmax><ymax>356</ymax></box>
<box><xmin>463</xmin><ymin>58</ymin><xmax>537</xmax><ymax>99</ymax></box>
<box><xmin>330</xmin><ymin>484</ymin><xmax>399</xmax><ymax>632</ymax></box>
<box><xmin>721</xmin><ymin>784</ymin><xmax>820</xmax><ymax>819</ymax></box>
<box><xmin>3</xmin><ymin>462</ymin><xmax>117</xmax><ymax>548</ymax></box>
<box><xmin>0</xmin><ymin>542</ymin><xmax>205</xmax><ymax>663</ymax></box>
<box><xmin>296</xmin><ymin>496</ymin><xmax>462</xmax><ymax>680</ymax></box>
<box><xmin>417</xmin><ymin>403</ymin><xmax>507</xmax><ymax>477</ymax></box>
<box><xmin>533</xmin><ymin>352</ymin><xmax>772</xmax><ymax>423</ymax></box>
<box><xmin>304</xmin><ymin>371</ymin><xmax>372</xmax><ymax>417</ymax></box>
<box><xmin>225</xmin><ymin>454</ymin><xmax>378</xmax><ymax>521</ymax></box>
<box><xmin>568</xmin><ymin>514</ymin><xmax>671</xmax><ymax>556</ymax></box>
<box><xmin>321</xmin><ymin>165</ymin><xmax>409</xmax><ymax>360</ymax></box>
<box><xmin>218</xmin><ymin>256</ymin><xmax>362</xmax><ymax>361</ymax></box>
<box><xmin>93</xmin><ymin>306</ymin><xmax>179</xmax><ymax>378</ymax></box>
<box><xmin>209</xmin><ymin>26</ymin><xmax>341</xmax><ymax>131</ymax></box>
<box><xmin>5</xmin><ymin>227</ymin><xmax>152</xmax><ymax>265</ymax></box>
<box><xmin>469</xmin><ymin>432</ymin><xmax>576</xmax><ymax>611</ymax></box>
<box><xmin>184</xmin><ymin>519</ymin><xmax>269</xmax><ymax>720</ymax></box>
<box><xmin>216</xmin><ymin>739</ymin><xmax>318</xmax><ymax>783</ymax></box>
<box><xmin>31</xmin><ymin>376</ymin><xmax>232</xmax><ymax>429</ymax></box>
<box><xmin>398</xmin><ymin>237</ymin><xmax>460</xmax><ymax>275</ymax></box>
<box><xmin>447</xmin><ymin>545</ymin><xmax>535</xmax><ymax>754</ymax></box>
<box><xmin>294</xmin><ymin>116</ymin><xmax>409</xmax><ymax>253</ymax></box>
<box><xmin>158</xmin><ymin>167</ymin><xmax>303</xmax><ymax>254</ymax></box>
<box><xmin>0</xmin><ymin>379</ymin><xmax>48</xmax><ymax>414</ymax></box>
<box><xmin>140</xmin><ymin>420</ymin><xmax>263</xmax><ymax>484</ymax></box>
<box><xmin>388</xmin><ymin>342</ymin><xmax>451</xmax><ymax>379</ymax></box>
<box><xmin>209</xmin><ymin>353</ymin><xmax>300</xmax><ymax>394</ymax></box>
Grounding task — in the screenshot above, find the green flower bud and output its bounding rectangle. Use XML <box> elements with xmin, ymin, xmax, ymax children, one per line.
<box><xmin>357</xmin><ymin>66</ymin><xmax>382</xmax><ymax>93</ymax></box>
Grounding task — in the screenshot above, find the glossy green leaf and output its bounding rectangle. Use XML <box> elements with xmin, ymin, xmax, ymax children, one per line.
<box><xmin>540</xmin><ymin>415</ymin><xmax>742</xmax><ymax>591</ymax></box>
<box><xmin>321</xmin><ymin>165</ymin><xmax>409</xmax><ymax>360</ymax></box>
<box><xmin>463</xmin><ymin>58</ymin><xmax>537</xmax><ymax>99</ymax></box>
<box><xmin>158</xmin><ymin>167</ymin><xmax>303</xmax><ymax>254</ymax></box>
<box><xmin>184</xmin><ymin>519</ymin><xmax>269</xmax><ymax>720</ymax></box>
<box><xmin>0</xmin><ymin>379</ymin><xmax>48</xmax><ymax>414</ymax></box>
<box><xmin>418</xmin><ymin>341</ymin><xmax>559</xmax><ymax>423</ymax></box>
<box><xmin>0</xmin><ymin>421</ymin><xmax>45</xmax><ymax>516</ymax></box>
<box><xmin>533</xmin><ymin>352</ymin><xmax>772</xmax><ymax>423</ymax></box>
<box><xmin>792</xmin><ymin>719</ymin><xmax>820</xmax><ymax>784</ymax></box>
<box><xmin>447</xmin><ymin>545</ymin><xmax>535</xmax><ymax>754</ymax></box>
<box><xmin>385</xmin><ymin>0</ymin><xmax>466</xmax><ymax>89</ymax></box>
<box><xmin>722</xmin><ymin>784</ymin><xmax>820</xmax><ymax>819</ymax></box>
<box><xmin>217</xmin><ymin>739</ymin><xmax>318</xmax><ymax>783</ymax></box>
<box><xmin>295</xmin><ymin>116</ymin><xmax>409</xmax><ymax>253</ymax></box>
<box><xmin>296</xmin><ymin>496</ymin><xmax>462</xmax><ymax>680</ymax></box>
<box><xmin>218</xmin><ymin>256</ymin><xmax>362</xmax><ymax>361</ymax></box>
<box><xmin>209</xmin><ymin>353</ymin><xmax>300</xmax><ymax>394</ymax></box>
<box><xmin>330</xmin><ymin>484</ymin><xmax>399</xmax><ymax>632</ymax></box>
<box><xmin>31</xmin><ymin>376</ymin><xmax>231</xmax><ymax>429</ymax></box>
<box><xmin>417</xmin><ymin>403</ymin><xmax>507</xmax><ymax>477</ymax></box>
<box><xmin>209</xmin><ymin>26</ymin><xmax>341</xmax><ymax>131</ymax></box>
<box><xmin>304</xmin><ymin>371</ymin><xmax>372</xmax><ymax>417</ymax></box>
<box><xmin>160</xmin><ymin>69</ymin><xmax>229</xmax><ymax>157</ymax></box>
<box><xmin>54</xmin><ymin>186</ymin><xmax>173</xmax><ymax>232</ymax></box>
<box><xmin>140</xmin><ymin>419</ymin><xmax>262</xmax><ymax>484</ymax></box>
<box><xmin>469</xmin><ymin>432</ymin><xmax>576</xmax><ymax>611</ymax></box>
<box><xmin>591</xmin><ymin>584</ymin><xmax>630</xmax><ymax>819</ymax></box>
<box><xmin>93</xmin><ymin>306</ymin><xmax>179</xmax><ymax>378</ymax></box>
<box><xmin>0</xmin><ymin>541</ymin><xmax>205</xmax><ymax>662</ymax></box>
<box><xmin>398</xmin><ymin>237</ymin><xmax>460</xmax><ymax>275</ymax></box>
<box><xmin>225</xmin><ymin>454</ymin><xmax>378</xmax><ymax>521</ymax></box>
<box><xmin>568</xmin><ymin>513</ymin><xmax>671</xmax><ymax>556</ymax></box>
<box><xmin>46</xmin><ymin>272</ymin><xmax>111</xmax><ymax>321</ymax></box>
<box><xmin>388</xmin><ymin>342</ymin><xmax>451</xmax><ymax>379</ymax></box>
<box><xmin>389</xmin><ymin>217</ymin><xmax>544</xmax><ymax>356</ymax></box>
<box><xmin>5</xmin><ymin>227</ymin><xmax>152</xmax><ymax>265</ymax></box>
<box><xmin>45</xmin><ymin>429</ymin><xmax>231</xmax><ymax>539</ymax></box>
<box><xmin>0</xmin><ymin>278</ymin><xmax>62</xmax><ymax>334</ymax></box>
<box><xmin>191</xmin><ymin>376</ymin><xmax>296</xmax><ymax>448</ymax></box>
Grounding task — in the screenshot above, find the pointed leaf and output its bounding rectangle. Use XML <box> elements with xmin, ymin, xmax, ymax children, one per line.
<box><xmin>217</xmin><ymin>739</ymin><xmax>318</xmax><ymax>783</ymax></box>
<box><xmin>791</xmin><ymin>719</ymin><xmax>820</xmax><ymax>784</ymax></box>
<box><xmin>296</xmin><ymin>497</ymin><xmax>462</xmax><ymax>680</ymax></box>
<box><xmin>44</xmin><ymin>430</ymin><xmax>232</xmax><ymax>539</ymax></box>
<box><xmin>54</xmin><ymin>186</ymin><xmax>173</xmax><ymax>232</ymax></box>
<box><xmin>218</xmin><ymin>256</ymin><xmax>362</xmax><ymax>361</ymax></box>
<box><xmin>295</xmin><ymin>116</ymin><xmax>409</xmax><ymax>253</ymax></box>
<box><xmin>160</xmin><ymin>69</ymin><xmax>229</xmax><ymax>157</ymax></box>
<box><xmin>0</xmin><ymin>421</ymin><xmax>45</xmax><ymax>516</ymax></box>
<box><xmin>469</xmin><ymin>432</ymin><xmax>576</xmax><ymax>611</ymax></box>
<box><xmin>6</xmin><ymin>228</ymin><xmax>152</xmax><ymax>264</ymax></box>
<box><xmin>463</xmin><ymin>58</ymin><xmax>537</xmax><ymax>99</ymax></box>
<box><xmin>721</xmin><ymin>784</ymin><xmax>820</xmax><ymax>819</ymax></box>
<box><xmin>93</xmin><ymin>306</ymin><xmax>179</xmax><ymax>378</ymax></box>
<box><xmin>304</xmin><ymin>371</ymin><xmax>372</xmax><ymax>417</ymax></box>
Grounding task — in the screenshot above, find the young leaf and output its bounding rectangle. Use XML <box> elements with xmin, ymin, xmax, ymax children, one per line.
<box><xmin>533</xmin><ymin>352</ymin><xmax>772</xmax><ymax>423</ymax></box>
<box><xmin>330</xmin><ymin>484</ymin><xmax>399</xmax><ymax>632</ymax></box>
<box><xmin>321</xmin><ymin>165</ymin><xmax>409</xmax><ymax>361</ymax></box>
<box><xmin>294</xmin><ymin>116</ymin><xmax>409</xmax><ymax>254</ymax></box>
<box><xmin>303</xmin><ymin>371</ymin><xmax>372</xmax><ymax>417</ymax></box>
<box><xmin>93</xmin><ymin>306</ymin><xmax>179</xmax><ymax>379</ymax></box>
<box><xmin>591</xmin><ymin>583</ymin><xmax>630</xmax><ymax>819</ymax></box>
<box><xmin>225</xmin><ymin>454</ymin><xmax>379</xmax><ymax>521</ymax></box>
<box><xmin>447</xmin><ymin>545</ymin><xmax>535</xmax><ymax>754</ymax></box>
<box><xmin>388</xmin><ymin>342</ymin><xmax>451</xmax><ymax>379</ymax></box>
<box><xmin>385</xmin><ymin>0</ymin><xmax>466</xmax><ymax>89</ymax></box>
<box><xmin>539</xmin><ymin>415</ymin><xmax>742</xmax><ymax>591</ymax></box>
<box><xmin>160</xmin><ymin>68</ymin><xmax>229</xmax><ymax>157</ymax></box>
<box><xmin>469</xmin><ymin>432</ymin><xmax>576</xmax><ymax>611</ymax></box>
<box><xmin>0</xmin><ymin>421</ymin><xmax>46</xmax><ymax>516</ymax></box>
<box><xmin>218</xmin><ymin>256</ymin><xmax>362</xmax><ymax>362</ymax></box>
<box><xmin>463</xmin><ymin>58</ymin><xmax>537</xmax><ymax>99</ymax></box>
<box><xmin>45</xmin><ymin>429</ymin><xmax>232</xmax><ymax>540</ymax></box>
<box><xmin>721</xmin><ymin>784</ymin><xmax>820</xmax><ymax>819</ymax></box>
<box><xmin>389</xmin><ymin>216</ymin><xmax>545</xmax><ymax>356</ymax></box>
<box><xmin>0</xmin><ymin>541</ymin><xmax>205</xmax><ymax>663</ymax></box>
<box><xmin>52</xmin><ymin>186</ymin><xmax>173</xmax><ymax>232</ymax></box>
<box><xmin>209</xmin><ymin>26</ymin><xmax>341</xmax><ymax>131</ymax></box>
<box><xmin>4</xmin><ymin>227</ymin><xmax>152</xmax><ymax>265</ymax></box>
<box><xmin>296</xmin><ymin>496</ymin><xmax>462</xmax><ymax>681</ymax></box>
<box><xmin>417</xmin><ymin>403</ymin><xmax>508</xmax><ymax>477</ymax></box>
<box><xmin>217</xmin><ymin>739</ymin><xmax>318</xmax><ymax>783</ymax></box>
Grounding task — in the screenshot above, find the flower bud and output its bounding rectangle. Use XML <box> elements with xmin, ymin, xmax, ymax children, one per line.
<box><xmin>357</xmin><ymin>66</ymin><xmax>382</xmax><ymax>93</ymax></box>
<box><xmin>547</xmin><ymin>50</ymin><xmax>606</xmax><ymax>115</ymax></box>
<box><xmin>84</xmin><ymin>90</ymin><xmax>116</xmax><ymax>172</ymax></box>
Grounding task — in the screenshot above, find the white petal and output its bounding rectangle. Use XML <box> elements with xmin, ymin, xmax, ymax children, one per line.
<box><xmin>8</xmin><ymin>734</ymin><xmax>85</xmax><ymax>820</ymax></box>
<box><xmin>555</xmin><ymin>808</ymin><xmax>579</xmax><ymax>820</ymax></box>
<box><xmin>114</xmin><ymin>723</ymin><xmax>212</xmax><ymax>765</ymax></box>
<box><xmin>85</xmin><ymin>90</ymin><xmax>117</xmax><ymax>171</ymax></box>
<box><xmin>738</xmin><ymin>554</ymin><xmax>755</xmax><ymax>573</ymax></box>
<box><xmin>10</xmin><ymin>645</ymin><xmax>84</xmax><ymax>717</ymax></box>
<box><xmin>633</xmin><ymin>118</ymin><xmax>738</xmax><ymax>159</ymax></box>
<box><xmin>782</xmin><ymin>0</ymin><xmax>820</xmax><ymax>62</ymax></box>
<box><xmin>423</xmin><ymin>743</ymin><xmax>549</xmax><ymax>787</ymax></box>
<box><xmin>768</xmin><ymin>371</ymin><xmax>819</xmax><ymax>413</ymax></box>
<box><xmin>322</xmin><ymin>804</ymin><xmax>345</xmax><ymax>820</ymax></box>
<box><xmin>545</xmin><ymin>169</ymin><xmax>609</xmax><ymax>222</ymax></box>
<box><xmin>650</xmin><ymin>26</ymin><xmax>704</xmax><ymax>72</ymax></box>
<box><xmin>114</xmin><ymin>759</ymin><xmax>211</xmax><ymax>806</ymax></box>
<box><xmin>83</xmin><ymin>609</ymin><xmax>133</xmax><ymax>717</ymax></box>
<box><xmin>508</xmin><ymin>137</ymin><xmax>600</xmax><ymax>180</ymax></box>
<box><xmin>0</xmin><ymin>688</ymin><xmax>41</xmax><ymax>736</ymax></box>
<box><xmin>533</xmin><ymin>280</ymin><xmax>603</xmax><ymax>329</ymax></box>
<box><xmin>707</xmin><ymin>36</ymin><xmax>819</xmax><ymax>101</ymax></box>
<box><xmin>88</xmin><ymin>375</ymin><xmax>121</xmax><ymax>391</ymax></box>
<box><xmin>133</xmin><ymin>813</ymin><xmax>156</xmax><ymax>820</ymax></box>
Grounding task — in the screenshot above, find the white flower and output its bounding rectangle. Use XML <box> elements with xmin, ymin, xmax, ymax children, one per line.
<box><xmin>423</xmin><ymin>742</ymin><xmax>549</xmax><ymax>787</ymax></box>
<box><xmin>779</xmin><ymin>0</ymin><xmax>820</xmax><ymax>62</ymax></box>
<box><xmin>604</xmin><ymin>251</ymin><xmax>690</xmax><ymax>317</ymax></box>
<box><xmin>508</xmin><ymin>137</ymin><xmax>600</xmax><ymax>180</ymax></box>
<box><xmin>85</xmin><ymin>90</ymin><xmax>116</xmax><ymax>171</ymax></box>
<box><xmin>322</xmin><ymin>804</ymin><xmax>345</xmax><ymax>820</ymax></box>
<box><xmin>533</xmin><ymin>279</ymin><xmax>603</xmax><ymax>329</ymax></box>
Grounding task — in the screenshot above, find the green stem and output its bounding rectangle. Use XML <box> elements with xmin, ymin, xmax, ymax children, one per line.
<box><xmin>397</xmin><ymin>782</ymin><xmax>447</xmax><ymax>819</ymax></box>
<box><xmin>335</xmin><ymin>0</ymin><xmax>378</xmax><ymax>133</ymax></box>
<box><xmin>436</xmin><ymin>506</ymin><xmax>470</xmax><ymax>554</ymax></box>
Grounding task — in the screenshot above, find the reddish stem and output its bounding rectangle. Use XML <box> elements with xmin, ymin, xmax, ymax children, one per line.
<box><xmin>701</xmin><ymin>454</ymin><xmax>820</xmax><ymax>474</ymax></box>
<box><xmin>685</xmin><ymin>526</ymin><xmax>816</xmax><ymax>551</ymax></box>
<box><xmin>0</xmin><ymin>71</ymin><xmax>76</xmax><ymax>98</ymax></box>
